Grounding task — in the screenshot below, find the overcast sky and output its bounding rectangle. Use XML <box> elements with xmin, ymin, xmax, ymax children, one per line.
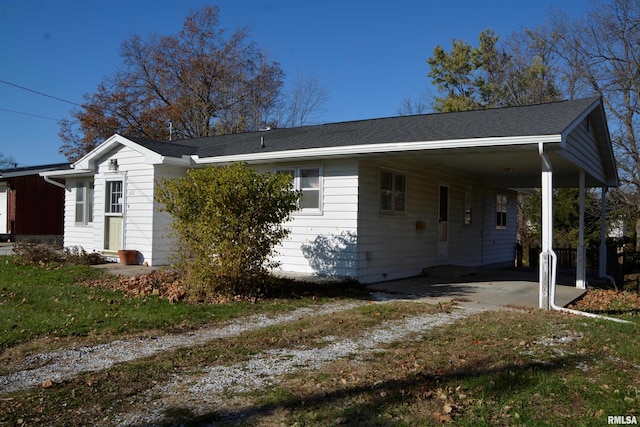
<box><xmin>0</xmin><ymin>0</ymin><xmax>590</xmax><ymax>167</ymax></box>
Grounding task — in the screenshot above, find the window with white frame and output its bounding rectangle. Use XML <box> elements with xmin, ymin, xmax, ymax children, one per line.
<box><xmin>379</xmin><ymin>169</ymin><xmax>405</xmax><ymax>213</ymax></box>
<box><xmin>464</xmin><ymin>186</ymin><xmax>473</xmax><ymax>225</ymax></box>
<box><xmin>74</xmin><ymin>180</ymin><xmax>94</xmax><ymax>224</ymax></box>
<box><xmin>276</xmin><ymin>167</ymin><xmax>322</xmax><ymax>213</ymax></box>
<box><xmin>106</xmin><ymin>180</ymin><xmax>123</xmax><ymax>214</ymax></box>
<box><xmin>496</xmin><ymin>194</ymin><xmax>507</xmax><ymax>229</ymax></box>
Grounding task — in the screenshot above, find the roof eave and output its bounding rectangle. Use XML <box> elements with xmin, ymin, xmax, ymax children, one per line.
<box><xmin>159</xmin><ymin>155</ymin><xmax>194</xmax><ymax>166</ymax></box>
<box><xmin>39</xmin><ymin>168</ymin><xmax>95</xmax><ymax>178</ymax></box>
<box><xmin>75</xmin><ymin>134</ymin><xmax>165</xmax><ymax>169</ymax></box>
<box><xmin>192</xmin><ymin>134</ymin><xmax>563</xmax><ymax>165</ymax></box>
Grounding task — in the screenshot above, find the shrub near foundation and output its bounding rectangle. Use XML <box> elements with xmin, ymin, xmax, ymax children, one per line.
<box><xmin>156</xmin><ymin>163</ymin><xmax>299</xmax><ymax>302</ymax></box>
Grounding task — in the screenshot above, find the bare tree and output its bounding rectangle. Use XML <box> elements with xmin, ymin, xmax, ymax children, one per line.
<box><xmin>396</xmin><ymin>93</ymin><xmax>431</xmax><ymax>116</ymax></box>
<box><xmin>0</xmin><ymin>153</ymin><xmax>16</xmax><ymax>169</ymax></box>
<box><xmin>280</xmin><ymin>73</ymin><xmax>328</xmax><ymax>127</ymax></box>
<box><xmin>551</xmin><ymin>0</ymin><xmax>640</xmax><ymax>247</ymax></box>
<box><xmin>59</xmin><ymin>6</ymin><xmax>284</xmax><ymax>161</ymax></box>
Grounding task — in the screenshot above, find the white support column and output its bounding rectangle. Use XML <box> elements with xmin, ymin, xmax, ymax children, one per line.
<box><xmin>599</xmin><ymin>187</ymin><xmax>608</xmax><ymax>277</ymax></box>
<box><xmin>576</xmin><ymin>170</ymin><xmax>587</xmax><ymax>289</ymax></box>
<box><xmin>539</xmin><ymin>143</ymin><xmax>555</xmax><ymax>310</ymax></box>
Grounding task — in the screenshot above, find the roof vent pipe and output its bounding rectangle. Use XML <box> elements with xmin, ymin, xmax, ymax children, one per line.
<box><xmin>260</xmin><ymin>136</ymin><xmax>265</xmax><ymax>148</ymax></box>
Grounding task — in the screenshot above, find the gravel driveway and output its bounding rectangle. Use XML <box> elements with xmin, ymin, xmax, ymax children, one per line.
<box><xmin>1</xmin><ymin>296</ymin><xmax>486</xmax><ymax>426</ymax></box>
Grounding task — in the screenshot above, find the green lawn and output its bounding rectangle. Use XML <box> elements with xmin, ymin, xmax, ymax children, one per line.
<box><xmin>0</xmin><ymin>255</ymin><xmax>352</xmax><ymax>350</ymax></box>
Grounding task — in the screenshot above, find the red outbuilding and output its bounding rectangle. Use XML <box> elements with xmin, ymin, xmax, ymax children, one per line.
<box><xmin>0</xmin><ymin>163</ymin><xmax>70</xmax><ymax>243</ymax></box>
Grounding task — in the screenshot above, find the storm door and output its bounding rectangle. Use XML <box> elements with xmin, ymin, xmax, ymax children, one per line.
<box><xmin>104</xmin><ymin>180</ymin><xmax>123</xmax><ymax>251</ymax></box>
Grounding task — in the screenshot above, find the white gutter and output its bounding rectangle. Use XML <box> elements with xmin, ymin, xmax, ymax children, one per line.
<box><xmin>42</xmin><ymin>175</ymin><xmax>69</xmax><ymax>191</ymax></box>
<box><xmin>538</xmin><ymin>142</ymin><xmax>630</xmax><ymax>324</ymax></box>
<box><xmin>193</xmin><ymin>134</ymin><xmax>563</xmax><ymax>165</ymax></box>
<box><xmin>40</xmin><ymin>169</ymin><xmax>94</xmax><ymax>191</ymax></box>
<box><xmin>40</xmin><ymin>169</ymin><xmax>94</xmax><ymax>178</ymax></box>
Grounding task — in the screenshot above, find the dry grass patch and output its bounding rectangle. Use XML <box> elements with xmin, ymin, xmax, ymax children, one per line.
<box><xmin>220</xmin><ymin>310</ymin><xmax>639</xmax><ymax>426</ymax></box>
<box><xmin>0</xmin><ymin>301</ymin><xmax>452</xmax><ymax>426</ymax></box>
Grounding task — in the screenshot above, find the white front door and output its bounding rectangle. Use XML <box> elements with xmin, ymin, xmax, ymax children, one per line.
<box><xmin>437</xmin><ymin>183</ymin><xmax>449</xmax><ymax>261</ymax></box>
<box><xmin>104</xmin><ymin>180</ymin><xmax>124</xmax><ymax>251</ymax></box>
<box><xmin>0</xmin><ymin>183</ymin><xmax>7</xmax><ymax>234</ymax></box>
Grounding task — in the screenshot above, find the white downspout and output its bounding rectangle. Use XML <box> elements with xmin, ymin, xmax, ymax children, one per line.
<box><xmin>576</xmin><ymin>170</ymin><xmax>587</xmax><ymax>289</ymax></box>
<box><xmin>43</xmin><ymin>175</ymin><xmax>69</xmax><ymax>191</ymax></box>
<box><xmin>539</xmin><ymin>143</ymin><xmax>630</xmax><ymax>323</ymax></box>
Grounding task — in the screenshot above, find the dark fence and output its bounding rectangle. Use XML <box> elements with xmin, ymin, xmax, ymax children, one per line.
<box><xmin>527</xmin><ymin>244</ymin><xmax>623</xmax><ymax>282</ymax></box>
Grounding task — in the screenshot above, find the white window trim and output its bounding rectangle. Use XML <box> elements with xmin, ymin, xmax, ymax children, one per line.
<box><xmin>464</xmin><ymin>186</ymin><xmax>473</xmax><ymax>226</ymax></box>
<box><xmin>379</xmin><ymin>168</ymin><xmax>406</xmax><ymax>215</ymax></box>
<box><xmin>105</xmin><ymin>177</ymin><xmax>125</xmax><ymax>217</ymax></box>
<box><xmin>276</xmin><ymin>165</ymin><xmax>323</xmax><ymax>215</ymax></box>
<box><xmin>496</xmin><ymin>193</ymin><xmax>507</xmax><ymax>229</ymax></box>
<box><xmin>74</xmin><ymin>180</ymin><xmax>94</xmax><ymax>225</ymax></box>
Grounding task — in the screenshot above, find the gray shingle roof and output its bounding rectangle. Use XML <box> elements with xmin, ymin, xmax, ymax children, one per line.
<box><xmin>128</xmin><ymin>97</ymin><xmax>601</xmax><ymax>159</ymax></box>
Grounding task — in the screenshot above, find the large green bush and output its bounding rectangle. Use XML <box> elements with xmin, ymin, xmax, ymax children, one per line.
<box><xmin>156</xmin><ymin>163</ymin><xmax>299</xmax><ymax>301</ymax></box>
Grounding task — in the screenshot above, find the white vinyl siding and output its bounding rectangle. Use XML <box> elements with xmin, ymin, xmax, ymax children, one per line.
<box><xmin>563</xmin><ymin>118</ymin><xmax>609</xmax><ymax>184</ymax></box>
<box><xmin>357</xmin><ymin>156</ymin><xmax>488</xmax><ymax>283</ymax></box>
<box><xmin>258</xmin><ymin>159</ymin><xmax>359</xmax><ymax>279</ymax></box>
<box><xmin>63</xmin><ymin>178</ymin><xmax>95</xmax><ymax>250</ymax></box>
<box><xmin>151</xmin><ymin>165</ymin><xmax>186</xmax><ymax>266</ymax></box>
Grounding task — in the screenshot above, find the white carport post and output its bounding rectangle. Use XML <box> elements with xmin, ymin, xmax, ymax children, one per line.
<box><xmin>539</xmin><ymin>143</ymin><xmax>555</xmax><ymax>310</ymax></box>
<box><xmin>576</xmin><ymin>170</ymin><xmax>587</xmax><ymax>289</ymax></box>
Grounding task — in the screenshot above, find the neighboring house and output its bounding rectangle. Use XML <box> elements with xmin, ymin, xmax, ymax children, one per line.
<box><xmin>0</xmin><ymin>163</ymin><xmax>70</xmax><ymax>243</ymax></box>
<box><xmin>41</xmin><ymin>97</ymin><xmax>617</xmax><ymax>284</ymax></box>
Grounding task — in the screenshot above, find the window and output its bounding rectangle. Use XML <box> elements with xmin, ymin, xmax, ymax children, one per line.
<box><xmin>74</xmin><ymin>180</ymin><xmax>94</xmax><ymax>224</ymax></box>
<box><xmin>276</xmin><ymin>167</ymin><xmax>322</xmax><ymax>213</ymax></box>
<box><xmin>379</xmin><ymin>170</ymin><xmax>405</xmax><ymax>213</ymax></box>
<box><xmin>496</xmin><ymin>194</ymin><xmax>507</xmax><ymax>229</ymax></box>
<box><xmin>464</xmin><ymin>186</ymin><xmax>473</xmax><ymax>225</ymax></box>
<box><xmin>106</xmin><ymin>180</ymin><xmax>123</xmax><ymax>214</ymax></box>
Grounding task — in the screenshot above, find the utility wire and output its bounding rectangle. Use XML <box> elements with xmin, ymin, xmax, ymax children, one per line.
<box><xmin>0</xmin><ymin>107</ymin><xmax>61</xmax><ymax>121</ymax></box>
<box><xmin>0</xmin><ymin>79</ymin><xmax>83</xmax><ymax>107</ymax></box>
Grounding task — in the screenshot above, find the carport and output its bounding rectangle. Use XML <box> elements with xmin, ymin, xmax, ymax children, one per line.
<box><xmin>400</xmin><ymin>96</ymin><xmax>618</xmax><ymax>310</ymax></box>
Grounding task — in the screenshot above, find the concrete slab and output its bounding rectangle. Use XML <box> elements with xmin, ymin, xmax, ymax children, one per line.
<box><xmin>367</xmin><ymin>268</ymin><xmax>587</xmax><ymax>309</ymax></box>
<box><xmin>92</xmin><ymin>262</ymin><xmax>160</xmax><ymax>277</ymax></box>
<box><xmin>0</xmin><ymin>242</ymin><xmax>13</xmax><ymax>256</ymax></box>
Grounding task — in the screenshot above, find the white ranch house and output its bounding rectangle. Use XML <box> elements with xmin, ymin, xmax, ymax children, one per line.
<box><xmin>42</xmin><ymin>97</ymin><xmax>617</xmax><ymax>294</ymax></box>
